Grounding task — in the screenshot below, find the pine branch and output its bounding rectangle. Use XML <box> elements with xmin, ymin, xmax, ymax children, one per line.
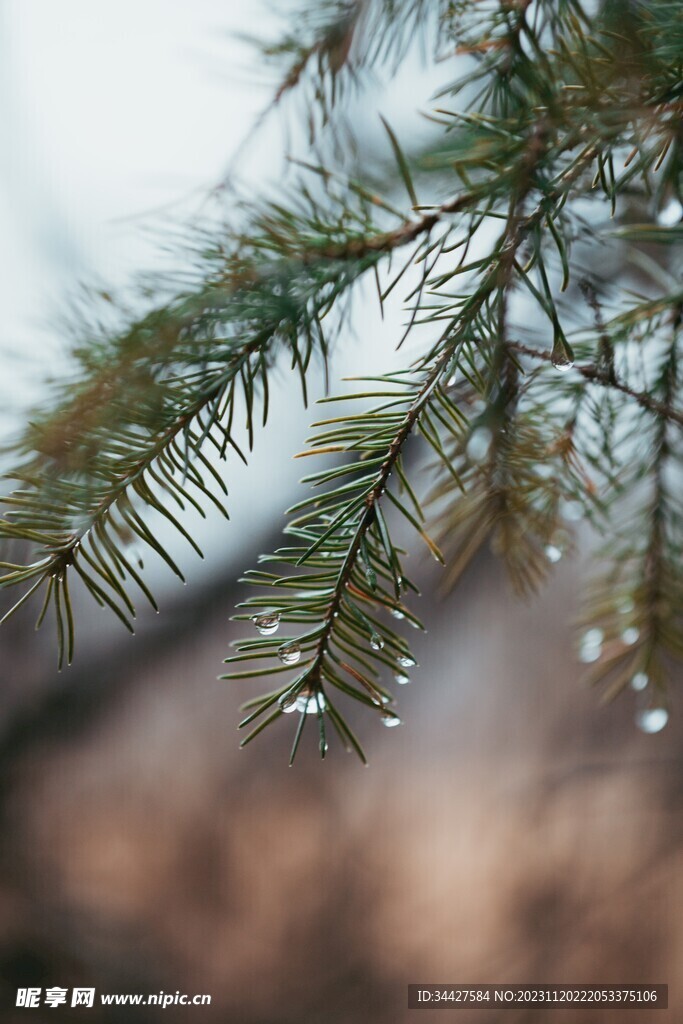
<box><xmin>224</xmin><ymin>360</ymin><xmax>453</xmax><ymax>762</ymax></box>
<box><xmin>509</xmin><ymin>336</ymin><xmax>683</xmax><ymax>427</ymax></box>
<box><xmin>579</xmin><ymin>305</ymin><xmax>683</xmax><ymax>718</ymax></box>
<box><xmin>0</xmin><ymin>187</ymin><xmax>420</xmax><ymax>660</ymax></box>
<box><xmin>3</xmin><ymin>0</ymin><xmax>683</xmax><ymax>756</ymax></box>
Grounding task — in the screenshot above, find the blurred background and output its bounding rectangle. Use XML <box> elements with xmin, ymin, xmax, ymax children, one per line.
<box><xmin>0</xmin><ymin>2</ymin><xmax>682</xmax><ymax>1021</ymax></box>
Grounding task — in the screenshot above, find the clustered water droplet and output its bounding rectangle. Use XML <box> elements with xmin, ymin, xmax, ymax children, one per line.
<box><xmin>635</xmin><ymin>707</ymin><xmax>669</xmax><ymax>734</ymax></box>
<box><xmin>396</xmin><ymin>654</ymin><xmax>416</xmax><ymax>668</ymax></box>
<box><xmin>278</xmin><ymin>641</ymin><xmax>301</xmax><ymax>666</ymax></box>
<box><xmin>279</xmin><ymin>688</ymin><xmax>326</xmax><ymax>714</ymax></box>
<box><xmin>552</xmin><ymin>352</ymin><xmax>574</xmax><ymax>372</ymax></box>
<box><xmin>656</xmin><ymin>196</ymin><xmax>683</xmax><ymax>228</ymax></box>
<box><xmin>630</xmin><ymin>671</ymin><xmax>649</xmax><ymax>692</ymax></box>
<box><xmin>579</xmin><ymin>627</ymin><xmax>603</xmax><ymax>663</ymax></box>
<box><xmin>370</xmin><ymin>633</ymin><xmax>385</xmax><ymax>651</ymax></box>
<box><xmin>551</xmin><ymin>337</ymin><xmax>575</xmax><ymax>373</ymax></box>
<box><xmin>394</xmin><ymin>673</ymin><xmax>410</xmax><ymax>685</ymax></box>
<box><xmin>381</xmin><ymin>710</ymin><xmax>402</xmax><ymax>728</ymax></box>
<box><xmin>466</xmin><ymin>426</ymin><xmax>493</xmax><ymax>464</ymax></box>
<box><xmin>279</xmin><ymin>692</ymin><xmax>298</xmax><ymax>713</ymax></box>
<box><xmin>252</xmin><ymin>612</ymin><xmax>280</xmax><ymax>636</ymax></box>
<box><xmin>298</xmin><ymin>691</ymin><xmax>326</xmax><ymax>714</ymax></box>
<box><xmin>545</xmin><ymin>544</ymin><xmax>562</xmax><ymax>564</ymax></box>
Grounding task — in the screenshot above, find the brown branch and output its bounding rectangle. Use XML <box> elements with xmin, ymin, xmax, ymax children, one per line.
<box><xmin>509</xmin><ymin>341</ymin><xmax>683</xmax><ymax>427</ymax></box>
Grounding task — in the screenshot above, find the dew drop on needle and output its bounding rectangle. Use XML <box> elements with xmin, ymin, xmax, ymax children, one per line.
<box><xmin>636</xmin><ymin>707</ymin><xmax>668</xmax><ymax>733</ymax></box>
<box><xmin>278</xmin><ymin>642</ymin><xmax>301</xmax><ymax>665</ymax></box>
<box><xmin>252</xmin><ymin>612</ymin><xmax>280</xmax><ymax>636</ymax></box>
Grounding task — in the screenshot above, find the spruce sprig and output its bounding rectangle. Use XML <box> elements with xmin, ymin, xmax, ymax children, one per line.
<box><xmin>0</xmin><ymin>0</ymin><xmax>682</xmax><ymax>757</ymax></box>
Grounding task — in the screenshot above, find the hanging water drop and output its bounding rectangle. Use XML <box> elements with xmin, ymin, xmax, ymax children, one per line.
<box><xmin>466</xmin><ymin>426</ymin><xmax>493</xmax><ymax>464</ymax></box>
<box><xmin>621</xmin><ymin>627</ymin><xmax>639</xmax><ymax>646</ymax></box>
<box><xmin>636</xmin><ymin>707</ymin><xmax>668</xmax><ymax>734</ymax></box>
<box><xmin>279</xmin><ymin>692</ymin><xmax>298</xmax><ymax>713</ymax></box>
<box><xmin>278</xmin><ymin>641</ymin><xmax>301</xmax><ymax>666</ymax></box>
<box><xmin>551</xmin><ymin>335</ymin><xmax>575</xmax><ymax>373</ymax></box>
<box><xmin>552</xmin><ymin>353</ymin><xmax>574</xmax><ymax>372</ymax></box>
<box><xmin>370</xmin><ymin>633</ymin><xmax>384</xmax><ymax>651</ymax></box>
<box><xmin>252</xmin><ymin>612</ymin><xmax>280</xmax><ymax>636</ymax></box>
<box><xmin>381</xmin><ymin>710</ymin><xmax>402</xmax><ymax>728</ymax></box>
<box><xmin>656</xmin><ymin>197</ymin><xmax>683</xmax><ymax>227</ymax></box>
<box><xmin>630</xmin><ymin>671</ymin><xmax>649</xmax><ymax>692</ymax></box>
<box><xmin>396</xmin><ymin>654</ymin><xmax>416</xmax><ymax>668</ymax></box>
<box><xmin>391</xmin><ymin>606</ymin><xmax>405</xmax><ymax>620</ymax></box>
<box><xmin>394</xmin><ymin>673</ymin><xmax>410</xmax><ymax>685</ymax></box>
<box><xmin>579</xmin><ymin>627</ymin><xmax>603</xmax><ymax>663</ymax></box>
<box><xmin>545</xmin><ymin>544</ymin><xmax>562</xmax><ymax>564</ymax></box>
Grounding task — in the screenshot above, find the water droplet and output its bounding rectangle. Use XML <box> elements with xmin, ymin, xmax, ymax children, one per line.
<box><xmin>396</xmin><ymin>654</ymin><xmax>416</xmax><ymax>668</ymax></box>
<box><xmin>621</xmin><ymin>627</ymin><xmax>639</xmax><ymax>646</ymax></box>
<box><xmin>297</xmin><ymin>690</ymin><xmax>326</xmax><ymax>714</ymax></box>
<box><xmin>278</xmin><ymin>641</ymin><xmax>301</xmax><ymax>666</ymax></box>
<box><xmin>617</xmin><ymin>596</ymin><xmax>635</xmax><ymax>615</ymax></box>
<box><xmin>381</xmin><ymin>711</ymin><xmax>402</xmax><ymax>728</ymax></box>
<box><xmin>391</xmin><ymin>606</ymin><xmax>405</xmax><ymax>620</ymax></box>
<box><xmin>579</xmin><ymin>627</ymin><xmax>603</xmax><ymax>663</ymax></box>
<box><xmin>252</xmin><ymin>612</ymin><xmax>280</xmax><ymax>636</ymax></box>
<box><xmin>370</xmin><ymin>633</ymin><xmax>384</xmax><ymax>651</ymax></box>
<box><xmin>466</xmin><ymin>426</ymin><xmax>493</xmax><ymax>464</ymax></box>
<box><xmin>636</xmin><ymin>707</ymin><xmax>668</xmax><ymax>733</ymax></box>
<box><xmin>394</xmin><ymin>673</ymin><xmax>410</xmax><ymax>685</ymax></box>
<box><xmin>551</xmin><ymin>337</ymin><xmax>575</xmax><ymax>373</ymax></box>
<box><xmin>552</xmin><ymin>353</ymin><xmax>574</xmax><ymax>372</ymax></box>
<box><xmin>545</xmin><ymin>544</ymin><xmax>562</xmax><ymax>564</ymax></box>
<box><xmin>656</xmin><ymin>197</ymin><xmax>683</xmax><ymax>227</ymax></box>
<box><xmin>630</xmin><ymin>671</ymin><xmax>649</xmax><ymax>692</ymax></box>
<box><xmin>279</xmin><ymin>693</ymin><xmax>298</xmax><ymax>713</ymax></box>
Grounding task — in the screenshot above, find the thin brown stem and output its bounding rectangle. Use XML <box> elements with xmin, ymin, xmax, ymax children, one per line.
<box><xmin>509</xmin><ymin>341</ymin><xmax>683</xmax><ymax>427</ymax></box>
